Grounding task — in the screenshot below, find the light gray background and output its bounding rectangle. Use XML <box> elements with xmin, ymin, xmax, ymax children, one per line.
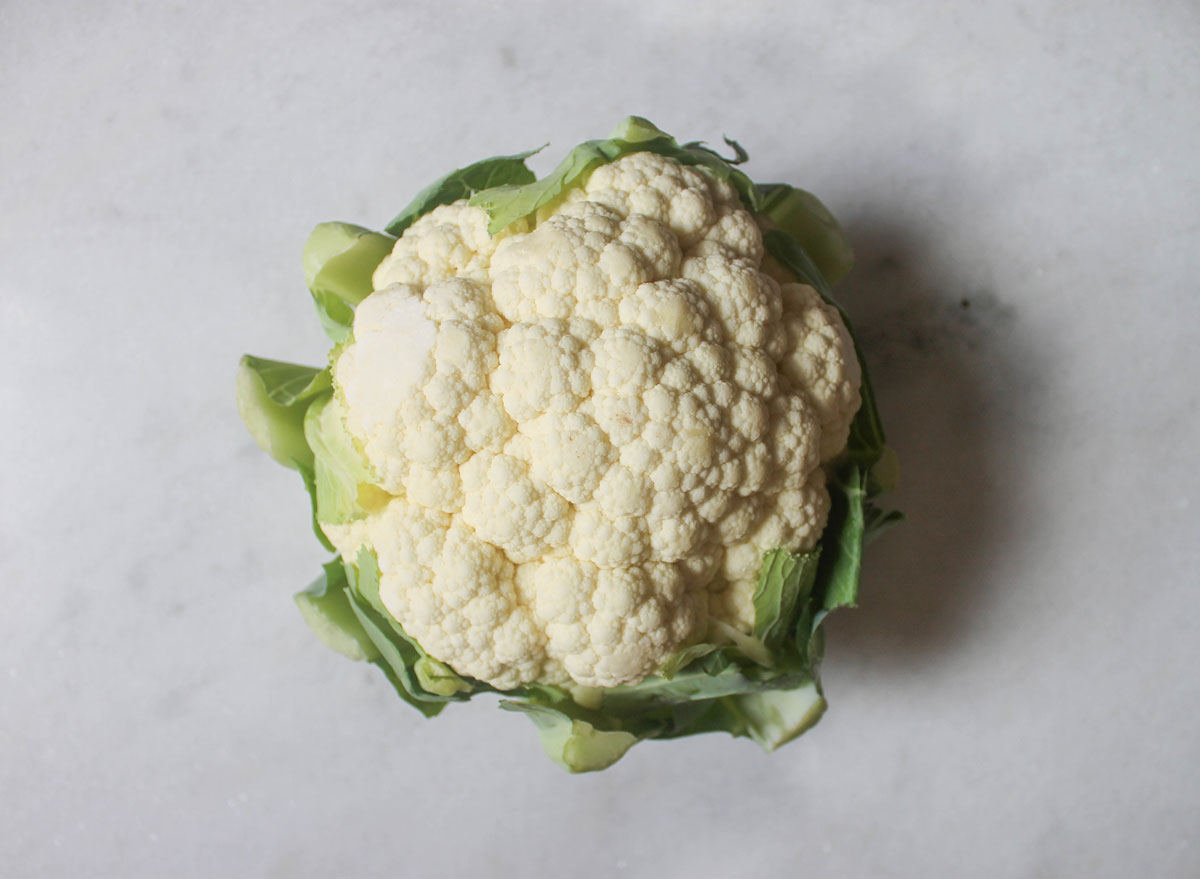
<box><xmin>3</xmin><ymin>1</ymin><xmax>1198</xmax><ymax>876</ymax></box>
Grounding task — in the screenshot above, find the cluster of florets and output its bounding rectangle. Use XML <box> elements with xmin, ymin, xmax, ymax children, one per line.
<box><xmin>325</xmin><ymin>152</ymin><xmax>861</xmax><ymax>689</ymax></box>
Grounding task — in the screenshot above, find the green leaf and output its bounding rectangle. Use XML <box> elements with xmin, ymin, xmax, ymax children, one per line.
<box><xmin>706</xmin><ymin>619</ymin><xmax>774</xmax><ymax>667</ymax></box>
<box><xmin>415</xmin><ymin>655</ymin><xmax>473</xmax><ymax>697</ymax></box>
<box><xmin>243</xmin><ymin>356</ymin><xmax>332</xmax><ymax>406</ymax></box>
<box><xmin>302</xmin><ymin>394</ymin><xmax>382</xmax><ymax>526</ymax></box>
<box><xmin>816</xmin><ymin>465</ymin><xmax>868</xmax><ymax>612</ymax></box>
<box><xmin>606</xmin><ymin>115</ymin><xmax>673</xmax><ymax>145</ymax></box>
<box><xmin>469</xmin><ymin>139</ymin><xmax>634</xmax><ymax>235</ymax></box>
<box><xmin>752</xmin><ymin>548</ymin><xmax>821</xmax><ymax>654</ymax></box>
<box><xmin>302</xmin><ymin>223</ymin><xmax>396</xmax><ymax>343</ymax></box>
<box><xmin>342</xmin><ymin>587</ymin><xmax>445</xmax><ymax>718</ymax></box>
<box><xmin>499</xmin><ymin>702</ymin><xmax>639</xmax><ymax>773</ymax></box>
<box><xmin>235</xmin><ymin>355</ymin><xmax>330</xmax><ymax>470</ymax></box>
<box><xmin>488</xmin><ymin>636</ymin><xmax>833</xmax><ymax>768</ymax></box>
<box><xmin>470</xmin><ymin>115</ymin><xmax>762</xmax><ymax>235</ymax></box>
<box><xmin>761</xmin><ymin>225</ymin><xmax>834</xmax><ymax>295</ymax></box>
<box><xmin>346</xmin><ymin>547</ymin><xmax>384</xmax><ymax>612</ymax></box>
<box><xmin>658</xmin><ymin>641</ymin><xmax>721</xmax><ymax>679</ymax></box>
<box><xmin>599</xmin><ymin>658</ymin><xmax>801</xmax><ymax>715</ymax></box>
<box><xmin>384</xmin><ymin>150</ymin><xmax>543</xmax><ymax>237</ymax></box>
<box><xmin>727</xmin><ymin>681</ymin><xmax>827</xmax><ymax>751</ymax></box>
<box><xmin>294</xmin><ymin>559</ymin><xmax>380</xmax><ymax>662</ymax></box>
<box><xmin>295</xmin><ymin>461</ymin><xmax>336</xmax><ymax>552</ymax></box>
<box><xmin>759</xmin><ymin>184</ymin><xmax>854</xmax><ymax>286</ymax></box>
<box><xmin>846</xmin><ymin>370</ymin><xmax>889</xmax><ymax>470</ymax></box>
<box><xmin>682</xmin><ymin>134</ymin><xmax>749</xmax><ymax>165</ymax></box>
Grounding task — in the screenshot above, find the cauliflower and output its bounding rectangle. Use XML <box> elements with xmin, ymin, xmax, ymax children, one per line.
<box><xmin>237</xmin><ymin>117</ymin><xmax>898</xmax><ymax>771</ymax></box>
<box><xmin>323</xmin><ymin>164</ymin><xmax>859</xmax><ymax>691</ymax></box>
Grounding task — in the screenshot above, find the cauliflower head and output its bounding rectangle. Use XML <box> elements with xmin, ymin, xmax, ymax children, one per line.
<box><xmin>238</xmin><ymin>117</ymin><xmax>898</xmax><ymax>772</ymax></box>
<box><xmin>321</xmin><ymin>151</ymin><xmax>861</xmax><ymax>690</ymax></box>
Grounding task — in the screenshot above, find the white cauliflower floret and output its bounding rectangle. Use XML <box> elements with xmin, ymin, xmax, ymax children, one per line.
<box><xmin>373</xmin><ymin>202</ymin><xmax>499</xmax><ymax>289</ymax></box>
<box><xmin>521</xmin><ymin>411</ymin><xmax>615</xmax><ymax>504</ymax></box>
<box><xmin>777</xmin><ymin>282</ymin><xmax>864</xmax><ymax>460</ymax></box>
<box><xmin>689</xmin><ymin>205</ymin><xmax>766</xmax><ymax>263</ymax></box>
<box><xmin>323</xmin><ymin>152</ymin><xmax>862</xmax><ymax>690</ymax></box>
<box><xmin>529</xmin><ymin>557</ymin><xmax>701</xmax><ymax>687</ymax></box>
<box><xmin>490</xmin><ymin>202</ymin><xmax>650</xmax><ymax>328</ymax></box>
<box><xmin>708</xmin><ymin>577</ymin><xmax>757</xmax><ymax>634</ymax></box>
<box><xmin>491</xmin><ymin>319</ymin><xmax>593</xmax><ymax>423</ymax></box>
<box><xmin>355</xmin><ymin>502</ymin><xmax>544</xmax><ymax>689</ymax></box>
<box><xmin>617</xmin><ymin>279</ymin><xmax>720</xmax><ymax>354</ymax></box>
<box><xmin>458</xmin><ymin>451</ymin><xmax>571</xmax><ymax>563</ymax></box>
<box><xmin>335</xmin><ymin>285</ymin><xmax>438</xmax><ymax>493</ymax></box>
<box><xmin>584</xmin><ymin>151</ymin><xmax>732</xmax><ymax>248</ymax></box>
<box><xmin>682</xmin><ymin>254</ymin><xmax>786</xmax><ymax>358</ymax></box>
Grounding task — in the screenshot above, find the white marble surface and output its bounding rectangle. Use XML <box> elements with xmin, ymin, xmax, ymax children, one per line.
<box><xmin>3</xmin><ymin>1</ymin><xmax>1198</xmax><ymax>876</ymax></box>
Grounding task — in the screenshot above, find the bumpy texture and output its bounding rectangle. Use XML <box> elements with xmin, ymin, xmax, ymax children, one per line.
<box><xmin>324</xmin><ymin>152</ymin><xmax>861</xmax><ymax>690</ymax></box>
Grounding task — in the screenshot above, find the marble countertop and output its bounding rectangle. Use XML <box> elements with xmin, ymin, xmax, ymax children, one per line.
<box><xmin>3</xmin><ymin>2</ymin><xmax>1197</xmax><ymax>876</ymax></box>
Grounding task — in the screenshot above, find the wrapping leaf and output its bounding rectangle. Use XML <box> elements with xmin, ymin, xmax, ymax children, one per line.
<box><xmin>343</xmin><ymin>588</ymin><xmax>447</xmax><ymax>718</ymax></box>
<box><xmin>293</xmin><ymin>544</ymin><xmax>835</xmax><ymax>770</ymax></box>
<box><xmin>500</xmin><ymin>702</ymin><xmax>639</xmax><ymax>773</ymax></box>
<box><xmin>816</xmin><ymin>466</ymin><xmax>869</xmax><ymax>611</ymax></box>
<box><xmin>302</xmin><ymin>395</ymin><xmax>381</xmax><ymax>526</ymax></box>
<box><xmin>729</xmin><ymin>683</ymin><xmax>827</xmax><ymax>750</ymax></box>
<box><xmin>385</xmin><ymin>150</ymin><xmax>542</xmax><ymax>237</ymax></box>
<box><xmin>415</xmin><ymin>656</ymin><xmax>474</xmax><ymax>697</ymax></box>
<box><xmin>301</xmin><ymin>223</ymin><xmax>396</xmax><ymax>342</ymax></box>
<box><xmin>235</xmin><ymin>355</ymin><xmax>329</xmax><ymax>470</ymax></box>
<box><xmin>759</xmin><ymin>184</ymin><xmax>855</xmax><ymax>286</ymax></box>
<box><xmin>294</xmin><ymin>461</ymin><xmax>335</xmax><ymax>552</ymax></box>
<box><xmin>294</xmin><ymin>559</ymin><xmax>379</xmax><ymax>662</ymax></box>
<box><xmin>235</xmin><ymin>355</ymin><xmax>335</xmax><ymax>549</ymax></box>
<box><xmin>657</xmin><ymin>641</ymin><xmax>721</xmax><ymax>680</ymax></box>
<box><xmin>753</xmin><ymin>549</ymin><xmax>821</xmax><ymax>654</ymax></box>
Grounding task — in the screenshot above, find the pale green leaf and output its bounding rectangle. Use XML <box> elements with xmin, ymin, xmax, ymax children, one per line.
<box><xmin>343</xmin><ymin>586</ymin><xmax>445</xmax><ymax>718</ymax></box>
<box><xmin>415</xmin><ymin>656</ymin><xmax>473</xmax><ymax>697</ymax></box>
<box><xmin>294</xmin><ymin>559</ymin><xmax>379</xmax><ymax>662</ymax></box>
<box><xmin>302</xmin><ymin>223</ymin><xmax>396</xmax><ymax>342</ymax></box>
<box><xmin>499</xmin><ymin>702</ymin><xmax>638</xmax><ymax>773</ymax></box>
<box><xmin>752</xmin><ymin>548</ymin><xmax>821</xmax><ymax>653</ymax></box>
<box><xmin>729</xmin><ymin>681</ymin><xmax>827</xmax><ymax>751</ymax></box>
<box><xmin>759</xmin><ymin>184</ymin><xmax>854</xmax><ymax>285</ymax></box>
<box><xmin>302</xmin><ymin>395</ymin><xmax>380</xmax><ymax>526</ymax></box>
<box><xmin>235</xmin><ymin>355</ymin><xmax>330</xmax><ymax>470</ymax></box>
<box><xmin>817</xmin><ymin>466</ymin><xmax>868</xmax><ymax>612</ymax></box>
<box><xmin>384</xmin><ymin>150</ymin><xmax>542</xmax><ymax>237</ymax></box>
